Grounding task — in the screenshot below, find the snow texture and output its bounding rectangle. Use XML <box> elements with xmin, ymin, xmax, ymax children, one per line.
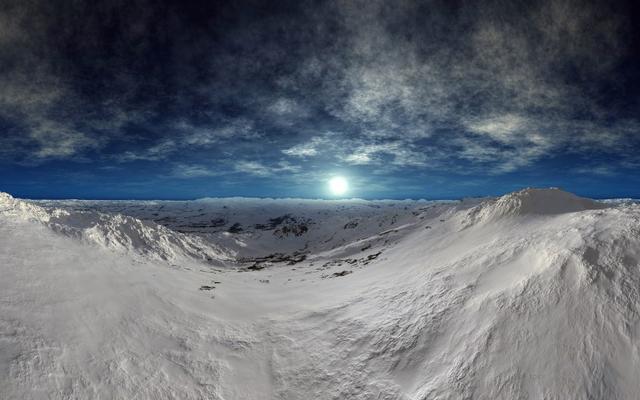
<box><xmin>1</xmin><ymin>188</ymin><xmax>640</xmax><ymax>399</ymax></box>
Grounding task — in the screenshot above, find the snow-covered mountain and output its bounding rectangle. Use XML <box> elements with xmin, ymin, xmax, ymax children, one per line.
<box><xmin>2</xmin><ymin>188</ymin><xmax>640</xmax><ymax>399</ymax></box>
<box><xmin>1</xmin><ymin>192</ymin><xmax>232</xmax><ymax>264</ymax></box>
<box><xmin>32</xmin><ymin>196</ymin><xmax>455</xmax><ymax>259</ymax></box>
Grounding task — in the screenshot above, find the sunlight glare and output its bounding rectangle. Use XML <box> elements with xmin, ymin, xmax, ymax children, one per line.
<box><xmin>328</xmin><ymin>176</ymin><xmax>348</xmax><ymax>196</ymax></box>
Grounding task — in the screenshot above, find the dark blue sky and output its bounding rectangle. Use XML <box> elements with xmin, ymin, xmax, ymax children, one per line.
<box><xmin>1</xmin><ymin>0</ymin><xmax>639</xmax><ymax>199</ymax></box>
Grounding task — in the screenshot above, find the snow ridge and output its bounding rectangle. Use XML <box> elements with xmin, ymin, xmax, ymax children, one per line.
<box><xmin>0</xmin><ymin>192</ymin><xmax>232</xmax><ymax>264</ymax></box>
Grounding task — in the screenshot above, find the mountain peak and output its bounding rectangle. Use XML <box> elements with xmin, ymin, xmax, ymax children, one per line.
<box><xmin>495</xmin><ymin>187</ymin><xmax>606</xmax><ymax>215</ymax></box>
<box><xmin>461</xmin><ymin>188</ymin><xmax>608</xmax><ymax>226</ymax></box>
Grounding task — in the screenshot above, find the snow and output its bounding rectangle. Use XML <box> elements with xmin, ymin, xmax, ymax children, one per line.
<box><xmin>2</xmin><ymin>193</ymin><xmax>232</xmax><ymax>264</ymax></box>
<box><xmin>2</xmin><ymin>188</ymin><xmax>640</xmax><ymax>399</ymax></box>
<box><xmin>459</xmin><ymin>187</ymin><xmax>609</xmax><ymax>226</ymax></box>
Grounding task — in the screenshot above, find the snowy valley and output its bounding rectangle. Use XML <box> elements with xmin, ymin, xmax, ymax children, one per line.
<box><xmin>1</xmin><ymin>188</ymin><xmax>640</xmax><ymax>399</ymax></box>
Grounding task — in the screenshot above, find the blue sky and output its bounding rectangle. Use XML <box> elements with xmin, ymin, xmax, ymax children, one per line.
<box><xmin>0</xmin><ymin>0</ymin><xmax>639</xmax><ymax>199</ymax></box>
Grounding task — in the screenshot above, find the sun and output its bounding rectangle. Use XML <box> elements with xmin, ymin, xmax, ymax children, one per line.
<box><xmin>328</xmin><ymin>176</ymin><xmax>348</xmax><ymax>196</ymax></box>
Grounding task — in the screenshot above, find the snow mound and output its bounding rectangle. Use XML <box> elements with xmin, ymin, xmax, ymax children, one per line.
<box><xmin>0</xmin><ymin>192</ymin><xmax>232</xmax><ymax>264</ymax></box>
<box><xmin>462</xmin><ymin>188</ymin><xmax>608</xmax><ymax>225</ymax></box>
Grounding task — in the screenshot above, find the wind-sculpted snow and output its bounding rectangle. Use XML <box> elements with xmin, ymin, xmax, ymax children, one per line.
<box><xmin>0</xmin><ymin>192</ymin><xmax>232</xmax><ymax>264</ymax></box>
<box><xmin>32</xmin><ymin>196</ymin><xmax>448</xmax><ymax>258</ymax></box>
<box><xmin>2</xmin><ymin>189</ymin><xmax>640</xmax><ymax>399</ymax></box>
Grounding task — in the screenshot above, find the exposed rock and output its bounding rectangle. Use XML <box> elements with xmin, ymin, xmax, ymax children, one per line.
<box><xmin>227</xmin><ymin>222</ymin><xmax>243</xmax><ymax>233</ymax></box>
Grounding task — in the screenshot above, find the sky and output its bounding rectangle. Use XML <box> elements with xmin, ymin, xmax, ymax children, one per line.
<box><xmin>0</xmin><ymin>0</ymin><xmax>639</xmax><ymax>199</ymax></box>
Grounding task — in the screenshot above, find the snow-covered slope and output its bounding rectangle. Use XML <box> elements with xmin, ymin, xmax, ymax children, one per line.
<box><xmin>2</xmin><ymin>188</ymin><xmax>640</xmax><ymax>399</ymax></box>
<box><xmin>0</xmin><ymin>193</ymin><xmax>232</xmax><ymax>264</ymax></box>
<box><xmin>33</xmin><ymin>196</ymin><xmax>452</xmax><ymax>259</ymax></box>
<box><xmin>460</xmin><ymin>187</ymin><xmax>608</xmax><ymax>226</ymax></box>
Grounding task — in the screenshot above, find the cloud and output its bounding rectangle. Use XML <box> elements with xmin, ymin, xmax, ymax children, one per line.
<box><xmin>458</xmin><ymin>114</ymin><xmax>557</xmax><ymax>172</ymax></box>
<box><xmin>117</xmin><ymin>140</ymin><xmax>177</xmax><ymax>162</ymax></box>
<box><xmin>173</xmin><ymin>159</ymin><xmax>302</xmax><ymax>179</ymax></box>
<box><xmin>0</xmin><ymin>0</ymin><xmax>638</xmax><ymax>187</ymax></box>
<box><xmin>170</xmin><ymin>164</ymin><xmax>222</xmax><ymax>179</ymax></box>
<box><xmin>0</xmin><ymin>63</ymin><xmax>94</xmax><ymax>162</ymax></box>
<box><xmin>340</xmin><ymin>142</ymin><xmax>428</xmax><ymax>167</ymax></box>
<box><xmin>115</xmin><ymin>118</ymin><xmax>260</xmax><ymax>163</ymax></box>
<box><xmin>267</xmin><ymin>98</ymin><xmax>308</xmax><ymax>119</ymax></box>
<box><xmin>465</xmin><ymin>115</ymin><xmax>528</xmax><ymax>143</ymax></box>
<box><xmin>282</xmin><ymin>136</ymin><xmax>331</xmax><ymax>158</ymax></box>
<box><xmin>31</xmin><ymin>126</ymin><xmax>97</xmax><ymax>160</ymax></box>
<box><xmin>234</xmin><ymin>161</ymin><xmax>272</xmax><ymax>176</ymax></box>
<box><xmin>573</xmin><ymin>165</ymin><xmax>616</xmax><ymax>176</ymax></box>
<box><xmin>282</xmin><ymin>132</ymin><xmax>430</xmax><ymax>169</ymax></box>
<box><xmin>234</xmin><ymin>160</ymin><xmax>301</xmax><ymax>177</ymax></box>
<box><xmin>180</xmin><ymin>118</ymin><xmax>259</xmax><ymax>146</ymax></box>
<box><xmin>287</xmin><ymin>0</ymin><xmax>637</xmax><ymax>176</ymax></box>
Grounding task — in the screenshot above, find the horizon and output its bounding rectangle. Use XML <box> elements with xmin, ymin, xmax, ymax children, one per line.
<box><xmin>7</xmin><ymin>187</ymin><xmax>640</xmax><ymax>202</ymax></box>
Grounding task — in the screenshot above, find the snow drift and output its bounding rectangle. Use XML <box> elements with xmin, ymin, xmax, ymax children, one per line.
<box><xmin>1</xmin><ymin>188</ymin><xmax>640</xmax><ymax>399</ymax></box>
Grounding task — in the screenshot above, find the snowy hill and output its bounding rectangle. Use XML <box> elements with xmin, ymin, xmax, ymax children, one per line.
<box><xmin>460</xmin><ymin>187</ymin><xmax>609</xmax><ymax>226</ymax></box>
<box><xmin>2</xmin><ymin>189</ymin><xmax>640</xmax><ymax>399</ymax></box>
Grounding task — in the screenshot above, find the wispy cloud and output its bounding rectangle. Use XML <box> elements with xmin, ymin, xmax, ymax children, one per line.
<box><xmin>180</xmin><ymin>118</ymin><xmax>259</xmax><ymax>145</ymax></box>
<box><xmin>115</xmin><ymin>118</ymin><xmax>260</xmax><ymax>163</ymax></box>
<box><xmin>234</xmin><ymin>160</ymin><xmax>301</xmax><ymax>177</ymax></box>
<box><xmin>116</xmin><ymin>140</ymin><xmax>177</xmax><ymax>162</ymax></box>
<box><xmin>573</xmin><ymin>165</ymin><xmax>617</xmax><ymax>176</ymax></box>
<box><xmin>0</xmin><ymin>0</ymin><xmax>638</xmax><ymax>190</ymax></box>
<box><xmin>340</xmin><ymin>142</ymin><xmax>428</xmax><ymax>167</ymax></box>
<box><xmin>170</xmin><ymin>164</ymin><xmax>223</xmax><ymax>179</ymax></box>
<box><xmin>282</xmin><ymin>136</ymin><xmax>329</xmax><ymax>158</ymax></box>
